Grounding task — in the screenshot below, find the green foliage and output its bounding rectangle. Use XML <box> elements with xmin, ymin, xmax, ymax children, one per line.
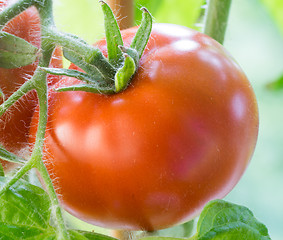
<box><xmin>193</xmin><ymin>200</ymin><xmax>271</xmax><ymax>240</ymax></box>
<box><xmin>0</xmin><ymin>177</ymin><xmax>117</xmax><ymax>239</ymax></box>
<box><xmin>0</xmin><ymin>32</ymin><xmax>38</xmax><ymax>69</ymax></box>
<box><xmin>0</xmin><ymin>164</ymin><xmax>4</xmax><ymax>177</ymax></box>
<box><xmin>266</xmin><ymin>74</ymin><xmax>283</xmax><ymax>90</ymax></box>
<box><xmin>0</xmin><ymin>177</ymin><xmax>53</xmax><ymax>239</ymax></box>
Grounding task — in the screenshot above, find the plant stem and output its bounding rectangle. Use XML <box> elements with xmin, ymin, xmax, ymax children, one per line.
<box><xmin>36</xmin><ymin>159</ymin><xmax>69</xmax><ymax>240</ymax></box>
<box><xmin>32</xmin><ymin>0</ymin><xmax>70</xmax><ymax>238</ymax></box>
<box><xmin>107</xmin><ymin>0</ymin><xmax>134</xmax><ymax>30</ymax></box>
<box><xmin>0</xmin><ymin>79</ymin><xmax>34</xmax><ymax>117</ymax></box>
<box><xmin>0</xmin><ymin>0</ymin><xmax>36</xmax><ymax>29</ymax></box>
<box><xmin>204</xmin><ymin>0</ymin><xmax>232</xmax><ymax>45</ymax></box>
<box><xmin>31</xmin><ymin>53</ymin><xmax>70</xmax><ymax>240</ymax></box>
<box><xmin>29</xmin><ymin>70</ymin><xmax>69</xmax><ymax>240</ymax></box>
<box><xmin>45</xmin><ymin>29</ymin><xmax>116</xmax><ymax>81</ymax></box>
<box><xmin>0</xmin><ymin>158</ymin><xmax>35</xmax><ymax>196</ymax></box>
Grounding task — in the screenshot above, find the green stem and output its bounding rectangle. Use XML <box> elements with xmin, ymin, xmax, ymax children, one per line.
<box><xmin>33</xmin><ymin>1</ymin><xmax>70</xmax><ymax>238</ymax></box>
<box><xmin>32</xmin><ymin>64</ymin><xmax>70</xmax><ymax>240</ymax></box>
<box><xmin>0</xmin><ymin>163</ymin><xmax>4</xmax><ymax>177</ymax></box>
<box><xmin>36</xmin><ymin>160</ymin><xmax>69</xmax><ymax>240</ymax></box>
<box><xmin>30</xmin><ymin>72</ymin><xmax>68</xmax><ymax>240</ymax></box>
<box><xmin>34</xmin><ymin>0</ymin><xmax>55</xmax><ymax>27</ymax></box>
<box><xmin>0</xmin><ymin>79</ymin><xmax>34</xmax><ymax>117</ymax></box>
<box><xmin>0</xmin><ymin>0</ymin><xmax>36</xmax><ymax>29</ymax></box>
<box><xmin>204</xmin><ymin>0</ymin><xmax>232</xmax><ymax>45</ymax></box>
<box><xmin>0</xmin><ymin>158</ymin><xmax>35</xmax><ymax>197</ymax></box>
<box><xmin>45</xmin><ymin>29</ymin><xmax>116</xmax><ymax>81</ymax></box>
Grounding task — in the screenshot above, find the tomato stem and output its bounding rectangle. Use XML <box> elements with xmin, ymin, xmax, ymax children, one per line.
<box><xmin>36</xmin><ymin>160</ymin><xmax>70</xmax><ymax>240</ymax></box>
<box><xmin>204</xmin><ymin>0</ymin><xmax>232</xmax><ymax>44</ymax></box>
<box><xmin>46</xmin><ymin>29</ymin><xmax>117</xmax><ymax>84</ymax></box>
<box><xmin>0</xmin><ymin>79</ymin><xmax>34</xmax><ymax>117</ymax></box>
<box><xmin>32</xmin><ymin>2</ymin><xmax>71</xmax><ymax>238</ymax></box>
<box><xmin>0</xmin><ymin>157</ymin><xmax>35</xmax><ymax>197</ymax></box>
<box><xmin>41</xmin><ymin>2</ymin><xmax>152</xmax><ymax>94</ymax></box>
<box><xmin>0</xmin><ymin>0</ymin><xmax>36</xmax><ymax>29</ymax></box>
<box><xmin>0</xmin><ymin>163</ymin><xmax>4</xmax><ymax>177</ymax></box>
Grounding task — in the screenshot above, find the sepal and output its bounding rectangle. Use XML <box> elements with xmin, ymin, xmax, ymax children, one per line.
<box><xmin>0</xmin><ymin>145</ymin><xmax>25</xmax><ymax>164</ymax></box>
<box><xmin>0</xmin><ymin>32</ymin><xmax>38</xmax><ymax>69</ymax></box>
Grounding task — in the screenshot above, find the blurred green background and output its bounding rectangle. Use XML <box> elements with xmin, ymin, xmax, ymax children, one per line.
<box><xmin>52</xmin><ymin>0</ymin><xmax>283</xmax><ymax>239</ymax></box>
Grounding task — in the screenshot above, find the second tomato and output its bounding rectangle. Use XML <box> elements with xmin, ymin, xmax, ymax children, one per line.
<box><xmin>0</xmin><ymin>0</ymin><xmax>62</xmax><ymax>170</ymax></box>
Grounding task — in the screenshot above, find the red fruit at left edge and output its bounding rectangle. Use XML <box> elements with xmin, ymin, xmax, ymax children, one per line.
<box><xmin>0</xmin><ymin>0</ymin><xmax>62</xmax><ymax>171</ymax></box>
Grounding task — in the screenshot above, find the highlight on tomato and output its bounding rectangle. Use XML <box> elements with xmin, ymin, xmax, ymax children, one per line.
<box><xmin>30</xmin><ymin>22</ymin><xmax>259</xmax><ymax>231</ymax></box>
<box><xmin>0</xmin><ymin>0</ymin><xmax>62</xmax><ymax>171</ymax></box>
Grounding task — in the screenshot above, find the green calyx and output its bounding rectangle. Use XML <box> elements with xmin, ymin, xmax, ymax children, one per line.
<box><xmin>0</xmin><ymin>32</ymin><xmax>38</xmax><ymax>69</ymax></box>
<box><xmin>43</xmin><ymin>1</ymin><xmax>152</xmax><ymax>94</ymax></box>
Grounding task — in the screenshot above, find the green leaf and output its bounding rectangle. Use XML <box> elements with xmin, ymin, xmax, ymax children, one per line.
<box><xmin>0</xmin><ymin>145</ymin><xmax>25</xmax><ymax>164</ymax></box>
<box><xmin>266</xmin><ymin>73</ymin><xmax>283</xmax><ymax>90</ymax></box>
<box><xmin>194</xmin><ymin>200</ymin><xmax>271</xmax><ymax>240</ymax></box>
<box><xmin>0</xmin><ymin>229</ymin><xmax>117</xmax><ymax>240</ymax></box>
<box><xmin>0</xmin><ymin>32</ymin><xmax>38</xmax><ymax>69</ymax></box>
<box><xmin>115</xmin><ymin>54</ymin><xmax>136</xmax><ymax>92</ymax></box>
<box><xmin>70</xmin><ymin>230</ymin><xmax>118</xmax><ymax>240</ymax></box>
<box><xmin>0</xmin><ymin>177</ymin><xmax>54</xmax><ymax>239</ymax></box>
<box><xmin>100</xmin><ymin>0</ymin><xmax>124</xmax><ymax>68</ymax></box>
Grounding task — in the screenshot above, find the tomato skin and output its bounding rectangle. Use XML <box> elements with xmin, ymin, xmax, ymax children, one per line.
<box><xmin>0</xmin><ymin>1</ymin><xmax>62</xmax><ymax>170</ymax></box>
<box><xmin>30</xmin><ymin>23</ymin><xmax>258</xmax><ymax>230</ymax></box>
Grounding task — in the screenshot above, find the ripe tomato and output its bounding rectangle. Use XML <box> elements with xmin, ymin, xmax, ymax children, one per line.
<box><xmin>0</xmin><ymin>0</ymin><xmax>62</xmax><ymax>170</ymax></box>
<box><xmin>30</xmin><ymin>23</ymin><xmax>258</xmax><ymax>231</ymax></box>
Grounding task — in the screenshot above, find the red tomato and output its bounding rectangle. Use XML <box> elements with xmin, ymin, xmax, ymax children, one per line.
<box><xmin>0</xmin><ymin>0</ymin><xmax>62</xmax><ymax>170</ymax></box>
<box><xmin>30</xmin><ymin>24</ymin><xmax>258</xmax><ymax>230</ymax></box>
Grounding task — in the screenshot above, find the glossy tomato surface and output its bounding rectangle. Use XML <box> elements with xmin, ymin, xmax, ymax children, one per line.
<box><xmin>30</xmin><ymin>23</ymin><xmax>258</xmax><ymax>230</ymax></box>
<box><xmin>0</xmin><ymin>0</ymin><xmax>62</xmax><ymax>170</ymax></box>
